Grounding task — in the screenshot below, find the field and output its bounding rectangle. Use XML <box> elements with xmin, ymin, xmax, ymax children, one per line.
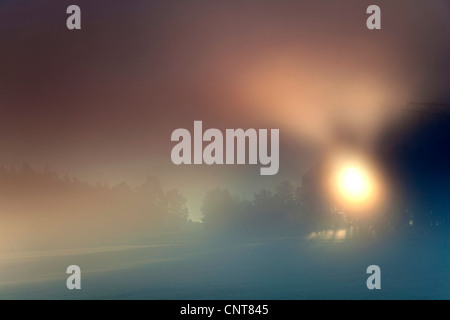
<box><xmin>0</xmin><ymin>233</ymin><xmax>448</xmax><ymax>300</ymax></box>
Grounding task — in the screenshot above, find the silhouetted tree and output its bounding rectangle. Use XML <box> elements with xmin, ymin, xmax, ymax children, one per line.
<box><xmin>201</xmin><ymin>188</ymin><xmax>247</xmax><ymax>235</ymax></box>
<box><xmin>0</xmin><ymin>165</ymin><xmax>191</xmax><ymax>250</ymax></box>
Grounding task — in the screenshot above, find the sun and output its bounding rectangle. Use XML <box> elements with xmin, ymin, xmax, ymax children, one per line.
<box><xmin>328</xmin><ymin>152</ymin><xmax>385</xmax><ymax>213</ymax></box>
<box><xmin>337</xmin><ymin>166</ymin><xmax>372</xmax><ymax>204</ymax></box>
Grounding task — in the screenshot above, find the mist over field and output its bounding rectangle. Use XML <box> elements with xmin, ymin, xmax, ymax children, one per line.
<box><xmin>0</xmin><ymin>142</ymin><xmax>449</xmax><ymax>300</ymax></box>
<box><xmin>0</xmin><ymin>0</ymin><xmax>449</xmax><ymax>300</ymax></box>
<box><xmin>1</xmin><ymin>232</ymin><xmax>449</xmax><ymax>300</ymax></box>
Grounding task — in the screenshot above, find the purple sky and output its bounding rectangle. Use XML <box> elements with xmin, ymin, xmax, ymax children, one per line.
<box><xmin>1</xmin><ymin>0</ymin><xmax>449</xmax><ymax>219</ymax></box>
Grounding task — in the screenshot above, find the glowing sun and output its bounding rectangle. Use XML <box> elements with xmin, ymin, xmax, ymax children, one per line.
<box><xmin>338</xmin><ymin>166</ymin><xmax>372</xmax><ymax>203</ymax></box>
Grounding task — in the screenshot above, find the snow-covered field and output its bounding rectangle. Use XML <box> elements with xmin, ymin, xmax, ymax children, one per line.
<box><xmin>0</xmin><ymin>234</ymin><xmax>448</xmax><ymax>299</ymax></box>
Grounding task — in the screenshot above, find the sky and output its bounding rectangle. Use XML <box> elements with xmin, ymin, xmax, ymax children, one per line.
<box><xmin>1</xmin><ymin>0</ymin><xmax>449</xmax><ymax>220</ymax></box>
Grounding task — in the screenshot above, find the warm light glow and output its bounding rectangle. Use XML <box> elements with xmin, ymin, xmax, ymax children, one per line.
<box><xmin>328</xmin><ymin>152</ymin><xmax>384</xmax><ymax>213</ymax></box>
<box><xmin>338</xmin><ymin>167</ymin><xmax>372</xmax><ymax>203</ymax></box>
